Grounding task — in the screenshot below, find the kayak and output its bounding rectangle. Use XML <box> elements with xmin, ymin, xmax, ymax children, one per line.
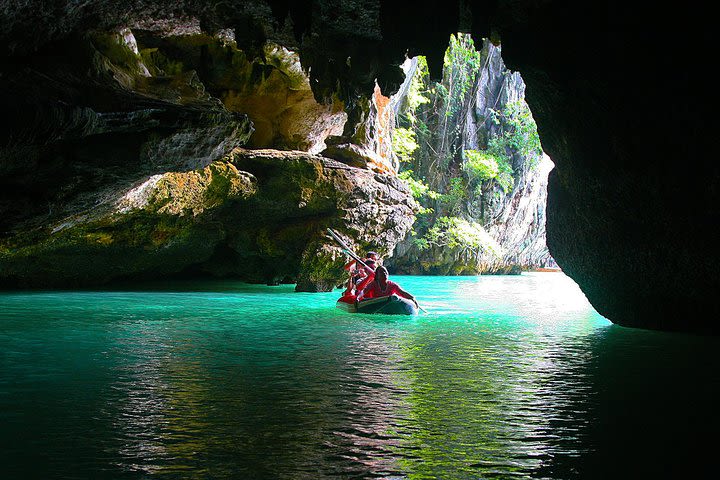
<box><xmin>336</xmin><ymin>294</ymin><xmax>418</xmax><ymax>315</ymax></box>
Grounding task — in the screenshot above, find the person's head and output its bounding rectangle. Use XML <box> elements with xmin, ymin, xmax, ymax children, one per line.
<box><xmin>375</xmin><ymin>266</ymin><xmax>388</xmax><ymax>282</ymax></box>
<box><xmin>366</xmin><ymin>251</ymin><xmax>378</xmax><ymax>261</ymax></box>
<box><xmin>364</xmin><ymin>259</ymin><xmax>376</xmax><ymax>270</ymax></box>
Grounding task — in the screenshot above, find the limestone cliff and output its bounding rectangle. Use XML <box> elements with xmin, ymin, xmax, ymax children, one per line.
<box><xmin>389</xmin><ymin>38</ymin><xmax>554</xmax><ymax>275</ymax></box>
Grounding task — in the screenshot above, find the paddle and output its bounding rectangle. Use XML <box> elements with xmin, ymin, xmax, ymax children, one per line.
<box><xmin>326</xmin><ymin>228</ymin><xmax>428</xmax><ymax>313</ymax></box>
<box><xmin>326</xmin><ymin>228</ymin><xmax>375</xmax><ymax>273</ymax></box>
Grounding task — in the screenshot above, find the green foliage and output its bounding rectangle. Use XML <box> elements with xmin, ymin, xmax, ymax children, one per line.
<box><xmin>462</xmin><ymin>149</ymin><xmax>514</xmax><ymax>194</ymax></box>
<box><xmin>495</xmin><ymin>172</ymin><xmax>514</xmax><ymax>194</ymax></box>
<box><xmin>489</xmin><ymin>100</ymin><xmax>543</xmax><ymax>161</ymax></box>
<box><xmin>442</xmin><ymin>34</ymin><xmax>483</xmax><ymax>118</ymax></box>
<box><xmin>393</xmin><ymin>33</ymin><xmax>544</xmax><ymax>258</ymax></box>
<box><xmin>434</xmin><ymin>83</ymin><xmax>449</xmax><ymax>100</ymax></box>
<box><xmin>398</xmin><ymin>170</ymin><xmax>438</xmax><ymax>215</ymax></box>
<box><xmin>458</xmin><ymin>99</ymin><xmax>542</xmax><ymax>194</ymax></box>
<box><xmin>412</xmin><ymin>236</ymin><xmax>430</xmax><ymax>250</ymax></box>
<box><xmin>416</xmin><ymin>216</ymin><xmax>502</xmax><ymax>258</ymax></box>
<box><xmin>394</xmin><ymin>34</ymin><xmax>485</xmax><ymax>171</ymax></box>
<box><xmin>432</xmin><ymin>33</ymin><xmax>484</xmax><ymax>170</ymax></box>
<box><xmin>393</xmin><ymin>127</ymin><xmax>419</xmax><ymax>164</ymax></box>
<box><xmin>463</xmin><ymin>150</ymin><xmax>499</xmax><ymax>182</ymax></box>
<box><xmin>399</xmin><ymin>170</ymin><xmax>432</xmax><ymax>198</ymax></box>
<box><xmin>439</xmin><ymin>177</ymin><xmax>467</xmax><ymax>213</ymax></box>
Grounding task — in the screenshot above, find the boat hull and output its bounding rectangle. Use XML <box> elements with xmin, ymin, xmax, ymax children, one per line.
<box><xmin>336</xmin><ymin>294</ymin><xmax>418</xmax><ymax>315</ymax></box>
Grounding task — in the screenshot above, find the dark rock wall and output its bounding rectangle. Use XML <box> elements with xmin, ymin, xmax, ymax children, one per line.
<box><xmin>0</xmin><ymin>30</ymin><xmax>255</xmax><ymax>235</ymax></box>
<box><xmin>492</xmin><ymin>2</ymin><xmax>719</xmax><ymax>332</ymax></box>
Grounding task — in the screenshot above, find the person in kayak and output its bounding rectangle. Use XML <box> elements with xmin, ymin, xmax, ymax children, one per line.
<box><xmin>342</xmin><ymin>259</ymin><xmax>376</xmax><ymax>295</ymax></box>
<box><xmin>355</xmin><ymin>266</ymin><xmax>419</xmax><ymax>308</ymax></box>
<box><xmin>343</xmin><ymin>251</ymin><xmax>379</xmax><ymax>276</ymax></box>
<box><xmin>342</xmin><ymin>251</ymin><xmax>379</xmax><ymax>294</ymax></box>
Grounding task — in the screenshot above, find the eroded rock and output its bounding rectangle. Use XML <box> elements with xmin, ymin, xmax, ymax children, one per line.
<box><xmin>0</xmin><ymin>148</ymin><xmax>415</xmax><ymax>289</ymax></box>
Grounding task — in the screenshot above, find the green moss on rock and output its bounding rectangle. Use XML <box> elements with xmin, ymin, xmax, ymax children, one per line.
<box><xmin>148</xmin><ymin>161</ymin><xmax>257</xmax><ymax>216</ymax></box>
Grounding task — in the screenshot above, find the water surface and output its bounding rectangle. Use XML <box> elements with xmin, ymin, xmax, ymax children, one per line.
<box><xmin>1</xmin><ymin>273</ymin><xmax>718</xmax><ymax>478</ymax></box>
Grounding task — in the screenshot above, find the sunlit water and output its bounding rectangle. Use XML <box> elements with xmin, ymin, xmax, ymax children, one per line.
<box><xmin>1</xmin><ymin>273</ymin><xmax>718</xmax><ymax>479</ymax></box>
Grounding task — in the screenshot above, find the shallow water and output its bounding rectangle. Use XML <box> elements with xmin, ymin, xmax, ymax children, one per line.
<box><xmin>1</xmin><ymin>273</ymin><xmax>718</xmax><ymax>479</ymax></box>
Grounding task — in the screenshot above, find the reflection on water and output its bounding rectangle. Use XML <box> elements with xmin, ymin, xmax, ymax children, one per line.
<box><xmin>1</xmin><ymin>274</ymin><xmax>719</xmax><ymax>478</ymax></box>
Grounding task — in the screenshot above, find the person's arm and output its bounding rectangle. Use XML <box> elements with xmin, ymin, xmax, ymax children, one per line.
<box><xmin>394</xmin><ymin>284</ymin><xmax>419</xmax><ymax>307</ymax></box>
<box><xmin>361</xmin><ymin>264</ymin><xmax>375</xmax><ymax>277</ymax></box>
<box><xmin>343</xmin><ymin>259</ymin><xmax>356</xmax><ymax>271</ymax></box>
<box><xmin>355</xmin><ymin>274</ymin><xmax>375</xmax><ymax>301</ymax></box>
<box><xmin>343</xmin><ymin>276</ymin><xmax>354</xmax><ymax>295</ymax></box>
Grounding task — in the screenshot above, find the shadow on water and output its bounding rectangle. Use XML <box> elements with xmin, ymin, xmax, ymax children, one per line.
<box><xmin>535</xmin><ymin>326</ymin><xmax>720</xmax><ymax>479</ymax></box>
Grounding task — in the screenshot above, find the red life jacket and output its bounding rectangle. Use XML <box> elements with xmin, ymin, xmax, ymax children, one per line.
<box><xmin>361</xmin><ymin>280</ymin><xmax>402</xmax><ymax>299</ymax></box>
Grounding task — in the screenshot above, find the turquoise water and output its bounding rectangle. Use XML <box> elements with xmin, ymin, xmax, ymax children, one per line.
<box><xmin>1</xmin><ymin>273</ymin><xmax>718</xmax><ymax>479</ymax></box>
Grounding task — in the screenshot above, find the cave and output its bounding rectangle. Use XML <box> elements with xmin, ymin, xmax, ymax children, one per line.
<box><xmin>1</xmin><ymin>1</ymin><xmax>717</xmax><ymax>334</ymax></box>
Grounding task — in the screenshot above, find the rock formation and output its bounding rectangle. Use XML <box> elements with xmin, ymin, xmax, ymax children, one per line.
<box><xmin>1</xmin><ymin>147</ymin><xmax>415</xmax><ymax>289</ymax></box>
<box><xmin>492</xmin><ymin>3</ymin><xmax>719</xmax><ymax>332</ymax></box>
<box><xmin>389</xmin><ymin>38</ymin><xmax>554</xmax><ymax>275</ymax></box>
<box><xmin>0</xmin><ymin>17</ymin><xmax>415</xmax><ymax>291</ymax></box>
